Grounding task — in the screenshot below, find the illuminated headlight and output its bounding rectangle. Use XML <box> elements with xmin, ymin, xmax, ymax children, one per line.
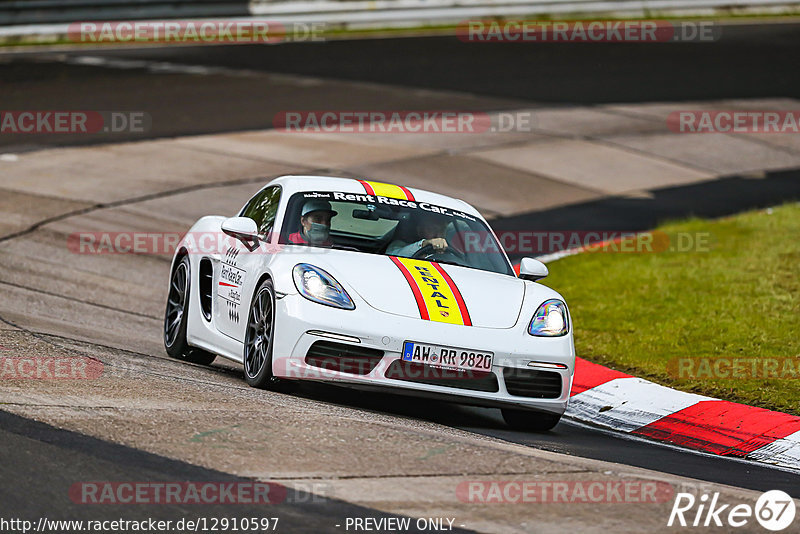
<box><xmin>292</xmin><ymin>264</ymin><xmax>355</xmax><ymax>310</ymax></box>
<box><xmin>528</xmin><ymin>299</ymin><xmax>569</xmax><ymax>337</ymax></box>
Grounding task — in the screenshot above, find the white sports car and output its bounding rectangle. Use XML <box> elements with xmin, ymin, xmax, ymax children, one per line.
<box><xmin>164</xmin><ymin>175</ymin><xmax>575</xmax><ymax>430</ymax></box>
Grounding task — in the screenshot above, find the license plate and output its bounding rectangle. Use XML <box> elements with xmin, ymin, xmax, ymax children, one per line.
<box><xmin>402</xmin><ymin>341</ymin><xmax>493</xmax><ymax>372</ymax></box>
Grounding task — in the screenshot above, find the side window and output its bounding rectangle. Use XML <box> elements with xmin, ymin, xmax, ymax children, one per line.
<box><xmin>240</xmin><ymin>186</ymin><xmax>281</xmax><ymax>237</ymax></box>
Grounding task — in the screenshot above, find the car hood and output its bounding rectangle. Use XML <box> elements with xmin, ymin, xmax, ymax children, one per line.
<box><xmin>312</xmin><ymin>252</ymin><xmax>526</xmax><ymax>329</ymax></box>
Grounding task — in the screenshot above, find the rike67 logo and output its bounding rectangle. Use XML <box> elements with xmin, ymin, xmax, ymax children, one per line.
<box><xmin>668</xmin><ymin>490</ymin><xmax>796</xmax><ymax>531</ymax></box>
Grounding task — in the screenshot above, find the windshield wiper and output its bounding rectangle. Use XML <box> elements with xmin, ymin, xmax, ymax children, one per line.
<box><xmin>330</xmin><ymin>243</ymin><xmax>361</xmax><ymax>252</ymax></box>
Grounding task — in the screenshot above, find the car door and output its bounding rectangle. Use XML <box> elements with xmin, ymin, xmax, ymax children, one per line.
<box><xmin>215</xmin><ymin>185</ymin><xmax>282</xmax><ymax>341</ymax></box>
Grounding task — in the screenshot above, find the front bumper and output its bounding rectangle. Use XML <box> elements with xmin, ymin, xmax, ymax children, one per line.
<box><xmin>271</xmin><ymin>293</ymin><xmax>575</xmax><ymax>415</ymax></box>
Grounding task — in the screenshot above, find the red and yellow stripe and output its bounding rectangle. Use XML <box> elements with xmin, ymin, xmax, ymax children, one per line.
<box><xmin>390</xmin><ymin>257</ymin><xmax>471</xmax><ymax>326</ymax></box>
<box><xmin>357</xmin><ymin>180</ymin><xmax>415</xmax><ymax>201</ymax></box>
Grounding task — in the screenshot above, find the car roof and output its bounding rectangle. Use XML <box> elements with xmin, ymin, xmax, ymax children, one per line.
<box><xmin>264</xmin><ymin>175</ymin><xmax>483</xmax><ymax>219</ymax></box>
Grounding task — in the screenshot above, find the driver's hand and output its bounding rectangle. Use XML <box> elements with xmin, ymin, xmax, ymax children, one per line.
<box><xmin>423</xmin><ymin>238</ymin><xmax>448</xmax><ymax>252</ymax></box>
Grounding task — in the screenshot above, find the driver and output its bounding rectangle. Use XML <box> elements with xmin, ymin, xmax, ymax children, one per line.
<box><xmin>387</xmin><ymin>212</ymin><xmax>449</xmax><ymax>257</ymax></box>
<box><xmin>288</xmin><ymin>199</ymin><xmax>338</xmax><ymax>246</ymax></box>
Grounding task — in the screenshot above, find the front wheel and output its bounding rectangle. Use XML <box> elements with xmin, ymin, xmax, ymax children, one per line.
<box><xmin>164</xmin><ymin>256</ymin><xmax>216</xmax><ymax>365</ymax></box>
<box><xmin>244</xmin><ymin>278</ymin><xmax>276</xmax><ymax>389</ymax></box>
<box><xmin>501</xmin><ymin>408</ymin><xmax>562</xmax><ymax>432</ymax></box>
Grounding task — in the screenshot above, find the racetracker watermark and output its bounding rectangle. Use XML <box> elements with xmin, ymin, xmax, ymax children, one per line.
<box><xmin>464</xmin><ymin>230</ymin><xmax>713</xmax><ymax>255</ymax></box>
<box><xmin>271</xmin><ymin>354</ymin><xmax>562</xmax><ymax>382</ymax></box>
<box><xmin>69</xmin><ymin>482</ymin><xmax>287</xmax><ymax>504</ymax></box>
<box><xmin>457</xmin><ymin>20</ymin><xmax>720</xmax><ymax>43</ymax></box>
<box><xmin>1</xmin><ymin>517</ymin><xmax>280</xmax><ymax>533</ymax></box>
<box><xmin>0</xmin><ymin>356</ymin><xmax>103</xmax><ymax>380</ymax></box>
<box><xmin>67</xmin><ymin>230</ymin><xmax>713</xmax><ymax>256</ymax></box>
<box><xmin>273</xmin><ymin>111</ymin><xmax>537</xmax><ymax>133</ymax></box>
<box><xmin>0</xmin><ymin>111</ymin><xmax>150</xmax><ymax>134</ymax></box>
<box><xmin>68</xmin><ymin>231</ymin><xmax>386</xmax><ymax>255</ymax></box>
<box><xmin>667</xmin><ymin>357</ymin><xmax>800</xmax><ymax>380</ymax></box>
<box><xmin>668</xmin><ymin>111</ymin><xmax>800</xmax><ymax>133</ymax></box>
<box><xmin>457</xmin><ymin>480</ymin><xmax>675</xmax><ymax>503</ymax></box>
<box><xmin>68</xmin><ymin>21</ymin><xmax>325</xmax><ymax>44</ymax></box>
<box><xmin>68</xmin><ymin>231</ymin><xmax>257</xmax><ymax>255</ymax></box>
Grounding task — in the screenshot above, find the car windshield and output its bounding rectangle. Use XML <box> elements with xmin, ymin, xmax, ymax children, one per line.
<box><xmin>280</xmin><ymin>191</ymin><xmax>515</xmax><ymax>276</ymax></box>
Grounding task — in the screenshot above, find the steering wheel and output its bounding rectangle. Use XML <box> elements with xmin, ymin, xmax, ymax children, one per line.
<box><xmin>412</xmin><ymin>243</ymin><xmax>466</xmax><ymax>262</ymax></box>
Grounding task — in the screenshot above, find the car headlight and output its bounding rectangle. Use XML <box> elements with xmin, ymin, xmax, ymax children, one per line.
<box><xmin>528</xmin><ymin>299</ymin><xmax>569</xmax><ymax>337</ymax></box>
<box><xmin>292</xmin><ymin>263</ymin><xmax>355</xmax><ymax>310</ymax></box>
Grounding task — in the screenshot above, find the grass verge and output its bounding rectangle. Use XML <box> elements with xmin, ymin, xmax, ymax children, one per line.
<box><xmin>542</xmin><ymin>203</ymin><xmax>800</xmax><ymax>415</ymax></box>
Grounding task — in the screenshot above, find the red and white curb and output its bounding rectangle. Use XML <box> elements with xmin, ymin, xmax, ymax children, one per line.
<box><xmin>565</xmin><ymin>357</ymin><xmax>800</xmax><ymax>471</ymax></box>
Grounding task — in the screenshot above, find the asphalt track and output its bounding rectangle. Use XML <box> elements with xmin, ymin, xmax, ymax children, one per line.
<box><xmin>286</xmin><ymin>383</ymin><xmax>800</xmax><ymax>494</ymax></box>
<box><xmin>494</xmin><ymin>166</ymin><xmax>800</xmax><ymax>261</ymax></box>
<box><xmin>2</xmin><ymin>22</ymin><xmax>800</xmax><ymax>150</ymax></box>
<box><xmin>0</xmin><ymin>410</ymin><xmax>467</xmax><ymax>533</ymax></box>
<box><xmin>2</xmin><ymin>22</ymin><xmax>800</xmax><ymax>529</ymax></box>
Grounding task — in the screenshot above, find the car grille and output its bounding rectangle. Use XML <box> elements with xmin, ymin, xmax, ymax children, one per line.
<box><xmin>503</xmin><ymin>367</ymin><xmax>563</xmax><ymax>398</ymax></box>
<box><xmin>304</xmin><ymin>341</ymin><xmax>384</xmax><ymax>375</ymax></box>
<box><xmin>385</xmin><ymin>360</ymin><xmax>499</xmax><ymax>392</ymax></box>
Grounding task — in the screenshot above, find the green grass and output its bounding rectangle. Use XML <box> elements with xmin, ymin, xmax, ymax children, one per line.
<box><xmin>542</xmin><ymin>203</ymin><xmax>800</xmax><ymax>415</ymax></box>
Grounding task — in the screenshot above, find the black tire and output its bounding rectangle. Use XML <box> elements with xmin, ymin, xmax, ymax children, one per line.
<box><xmin>501</xmin><ymin>408</ymin><xmax>562</xmax><ymax>432</ymax></box>
<box><xmin>243</xmin><ymin>278</ymin><xmax>276</xmax><ymax>389</ymax></box>
<box><xmin>164</xmin><ymin>256</ymin><xmax>216</xmax><ymax>365</ymax></box>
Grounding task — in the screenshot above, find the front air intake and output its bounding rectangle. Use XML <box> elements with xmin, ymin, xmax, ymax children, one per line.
<box><xmin>385</xmin><ymin>360</ymin><xmax>499</xmax><ymax>392</ymax></box>
<box><xmin>199</xmin><ymin>258</ymin><xmax>213</xmax><ymax>321</ymax></box>
<box><xmin>304</xmin><ymin>341</ymin><xmax>384</xmax><ymax>375</ymax></box>
<box><xmin>503</xmin><ymin>368</ymin><xmax>563</xmax><ymax>398</ymax></box>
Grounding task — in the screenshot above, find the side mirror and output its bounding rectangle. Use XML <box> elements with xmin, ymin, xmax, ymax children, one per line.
<box><xmin>221</xmin><ymin>217</ymin><xmax>259</xmax><ymax>244</ymax></box>
<box><xmin>518</xmin><ymin>257</ymin><xmax>548</xmax><ymax>281</ymax></box>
